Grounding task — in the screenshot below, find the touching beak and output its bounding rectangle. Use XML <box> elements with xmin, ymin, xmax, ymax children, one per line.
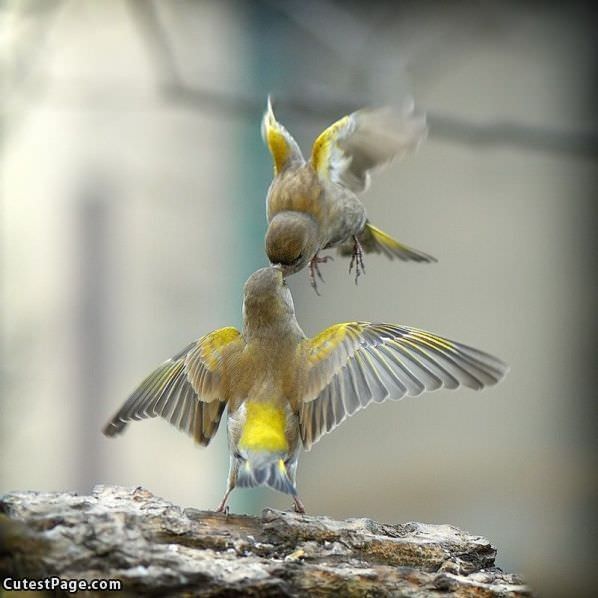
<box><xmin>271</xmin><ymin>262</ymin><xmax>290</xmax><ymax>277</ymax></box>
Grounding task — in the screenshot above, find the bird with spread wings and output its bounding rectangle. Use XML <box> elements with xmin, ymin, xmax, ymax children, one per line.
<box><xmin>104</xmin><ymin>267</ymin><xmax>507</xmax><ymax>513</ymax></box>
<box><xmin>262</xmin><ymin>97</ymin><xmax>436</xmax><ymax>292</ymax></box>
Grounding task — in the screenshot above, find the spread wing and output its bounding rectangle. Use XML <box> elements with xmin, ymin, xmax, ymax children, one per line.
<box><xmin>103</xmin><ymin>327</ymin><xmax>243</xmax><ymax>446</ymax></box>
<box><xmin>261</xmin><ymin>96</ymin><xmax>304</xmax><ymax>175</ymax></box>
<box><xmin>299</xmin><ymin>323</ymin><xmax>508</xmax><ymax>449</ymax></box>
<box><xmin>310</xmin><ymin>102</ymin><xmax>427</xmax><ymax>192</ymax></box>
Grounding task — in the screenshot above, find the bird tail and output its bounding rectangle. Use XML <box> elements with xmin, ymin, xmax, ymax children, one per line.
<box><xmin>236</xmin><ymin>454</ymin><xmax>297</xmax><ymax>496</ymax></box>
<box><xmin>338</xmin><ymin>222</ymin><xmax>437</xmax><ymax>263</ymax></box>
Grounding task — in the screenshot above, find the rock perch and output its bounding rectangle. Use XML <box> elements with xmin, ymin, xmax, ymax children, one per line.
<box><xmin>0</xmin><ymin>485</ymin><xmax>532</xmax><ymax>596</ymax></box>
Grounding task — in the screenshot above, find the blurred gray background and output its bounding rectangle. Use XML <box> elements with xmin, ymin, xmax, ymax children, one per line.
<box><xmin>1</xmin><ymin>1</ymin><xmax>596</xmax><ymax>595</ymax></box>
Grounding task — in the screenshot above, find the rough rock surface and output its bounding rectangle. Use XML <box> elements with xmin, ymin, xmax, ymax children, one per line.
<box><xmin>0</xmin><ymin>485</ymin><xmax>532</xmax><ymax>596</ymax></box>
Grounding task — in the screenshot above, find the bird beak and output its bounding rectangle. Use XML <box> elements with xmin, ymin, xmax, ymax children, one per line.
<box><xmin>271</xmin><ymin>263</ymin><xmax>289</xmax><ymax>277</ymax></box>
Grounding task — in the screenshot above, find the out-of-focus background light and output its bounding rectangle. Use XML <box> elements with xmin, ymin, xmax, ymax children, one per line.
<box><xmin>1</xmin><ymin>2</ymin><xmax>595</xmax><ymax>596</ymax></box>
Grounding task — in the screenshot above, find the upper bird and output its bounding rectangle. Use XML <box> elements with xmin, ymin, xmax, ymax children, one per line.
<box><xmin>262</xmin><ymin>97</ymin><xmax>436</xmax><ymax>292</ymax></box>
<box><xmin>103</xmin><ymin>266</ymin><xmax>508</xmax><ymax>514</ymax></box>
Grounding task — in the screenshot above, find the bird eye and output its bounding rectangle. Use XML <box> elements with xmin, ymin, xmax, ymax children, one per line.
<box><xmin>234</xmin><ymin>452</ymin><xmax>244</xmax><ymax>460</ymax></box>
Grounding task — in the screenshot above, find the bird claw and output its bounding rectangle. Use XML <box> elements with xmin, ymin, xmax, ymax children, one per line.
<box><xmin>349</xmin><ymin>236</ymin><xmax>365</xmax><ymax>284</ymax></box>
<box><xmin>293</xmin><ymin>496</ymin><xmax>306</xmax><ymax>514</ymax></box>
<box><xmin>215</xmin><ymin>504</ymin><xmax>230</xmax><ymax>519</ymax></box>
<box><xmin>309</xmin><ymin>254</ymin><xmax>333</xmax><ymax>294</ymax></box>
<box><xmin>215</xmin><ymin>489</ymin><xmax>231</xmax><ymax>516</ymax></box>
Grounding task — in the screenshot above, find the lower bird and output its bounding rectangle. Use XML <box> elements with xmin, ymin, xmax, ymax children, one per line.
<box><xmin>103</xmin><ymin>267</ymin><xmax>508</xmax><ymax>513</ymax></box>
<box><xmin>262</xmin><ymin>97</ymin><xmax>436</xmax><ymax>292</ymax></box>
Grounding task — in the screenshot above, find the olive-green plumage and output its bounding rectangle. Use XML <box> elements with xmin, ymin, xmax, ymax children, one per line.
<box><xmin>262</xmin><ymin>97</ymin><xmax>436</xmax><ymax>291</ymax></box>
<box><xmin>104</xmin><ymin>267</ymin><xmax>508</xmax><ymax>513</ymax></box>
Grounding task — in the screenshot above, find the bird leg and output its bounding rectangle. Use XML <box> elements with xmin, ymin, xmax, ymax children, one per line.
<box><xmin>349</xmin><ymin>235</ymin><xmax>365</xmax><ymax>284</ymax></box>
<box><xmin>308</xmin><ymin>253</ymin><xmax>333</xmax><ymax>294</ymax></box>
<box><xmin>215</xmin><ymin>488</ymin><xmax>232</xmax><ymax>514</ymax></box>
<box><xmin>293</xmin><ymin>495</ymin><xmax>306</xmax><ymax>514</ymax></box>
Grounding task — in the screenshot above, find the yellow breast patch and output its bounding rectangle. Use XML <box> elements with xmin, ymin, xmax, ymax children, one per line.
<box><xmin>239</xmin><ymin>402</ymin><xmax>289</xmax><ymax>453</ymax></box>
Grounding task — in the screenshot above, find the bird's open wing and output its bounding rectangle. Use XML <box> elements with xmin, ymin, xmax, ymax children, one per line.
<box><xmin>261</xmin><ymin>96</ymin><xmax>304</xmax><ymax>174</ymax></box>
<box><xmin>310</xmin><ymin>102</ymin><xmax>427</xmax><ymax>192</ymax></box>
<box><xmin>299</xmin><ymin>323</ymin><xmax>508</xmax><ymax>449</ymax></box>
<box><xmin>103</xmin><ymin>327</ymin><xmax>243</xmax><ymax>446</ymax></box>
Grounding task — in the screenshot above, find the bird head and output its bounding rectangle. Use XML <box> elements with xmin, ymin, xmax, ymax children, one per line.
<box><xmin>265</xmin><ymin>212</ymin><xmax>319</xmax><ymax>276</ymax></box>
<box><xmin>242</xmin><ymin>266</ymin><xmax>298</xmax><ymax>336</ymax></box>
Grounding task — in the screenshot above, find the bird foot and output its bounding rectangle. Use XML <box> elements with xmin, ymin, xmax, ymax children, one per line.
<box><xmin>215</xmin><ymin>489</ymin><xmax>231</xmax><ymax>515</ymax></box>
<box><xmin>349</xmin><ymin>236</ymin><xmax>365</xmax><ymax>284</ymax></box>
<box><xmin>293</xmin><ymin>496</ymin><xmax>306</xmax><ymax>514</ymax></box>
<box><xmin>309</xmin><ymin>254</ymin><xmax>334</xmax><ymax>294</ymax></box>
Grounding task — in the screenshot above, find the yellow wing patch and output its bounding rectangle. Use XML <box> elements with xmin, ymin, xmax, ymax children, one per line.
<box><xmin>196</xmin><ymin>327</ymin><xmax>241</xmax><ymax>370</ymax></box>
<box><xmin>304</xmin><ymin>322</ymin><xmax>359</xmax><ymax>364</ymax></box>
<box><xmin>239</xmin><ymin>402</ymin><xmax>289</xmax><ymax>452</ymax></box>
<box><xmin>265</xmin><ymin>127</ymin><xmax>290</xmax><ymax>174</ymax></box>
<box><xmin>201</xmin><ymin>326</ymin><xmax>240</xmax><ymax>370</ymax></box>
<box><xmin>310</xmin><ymin>114</ymin><xmax>351</xmax><ymax>177</ymax></box>
<box><xmin>366</xmin><ymin>223</ymin><xmax>405</xmax><ymax>251</ymax></box>
<box><xmin>362</xmin><ymin>223</ymin><xmax>437</xmax><ymax>263</ymax></box>
<box><xmin>261</xmin><ymin>97</ymin><xmax>303</xmax><ymax>175</ymax></box>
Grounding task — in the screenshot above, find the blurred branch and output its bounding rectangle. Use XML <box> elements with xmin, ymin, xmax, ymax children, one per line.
<box><xmin>0</xmin><ymin>0</ymin><xmax>62</xmax><ymax>91</ymax></box>
<box><xmin>427</xmin><ymin>113</ymin><xmax>598</xmax><ymax>158</ymax></box>
<box><xmin>161</xmin><ymin>84</ymin><xmax>598</xmax><ymax>160</ymax></box>
<box><xmin>126</xmin><ymin>0</ymin><xmax>183</xmax><ymax>87</ymax></box>
<box><xmin>260</xmin><ymin>0</ymin><xmax>380</xmax><ymax>76</ymax></box>
<box><xmin>127</xmin><ymin>0</ymin><xmax>598</xmax><ymax>161</ymax></box>
<box><xmin>0</xmin><ymin>0</ymin><xmax>63</xmax><ymax>141</ymax></box>
<box><xmin>3</xmin><ymin>1</ymin><xmax>595</xmax><ymax>160</ymax></box>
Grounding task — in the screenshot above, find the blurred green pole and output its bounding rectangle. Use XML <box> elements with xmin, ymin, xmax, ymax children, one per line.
<box><xmin>227</xmin><ymin>4</ymin><xmax>292</xmax><ymax>514</ymax></box>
